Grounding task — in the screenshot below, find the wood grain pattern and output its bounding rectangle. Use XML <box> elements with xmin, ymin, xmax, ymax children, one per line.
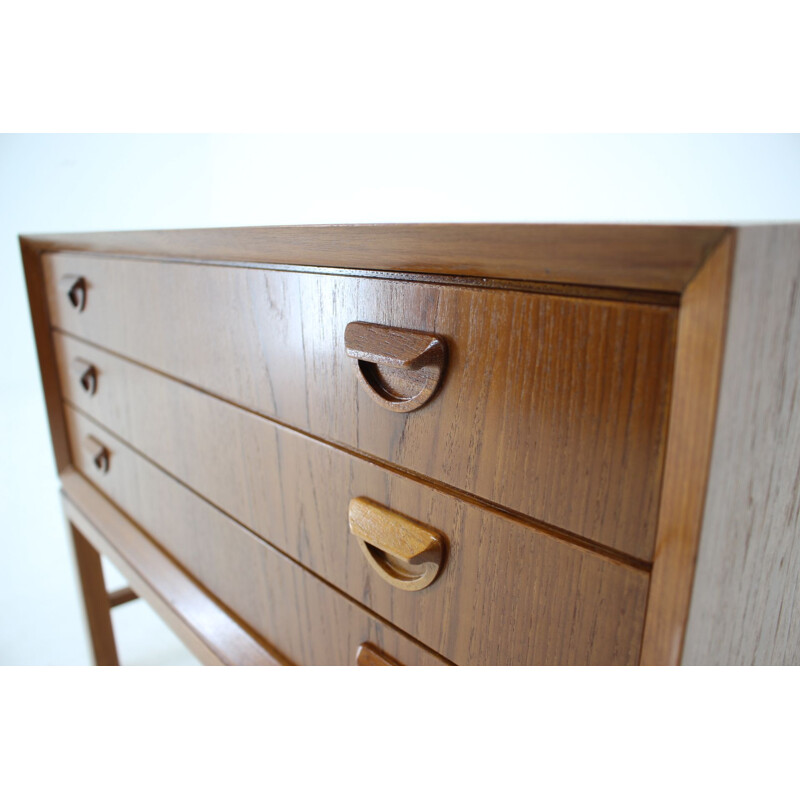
<box><xmin>62</xmin><ymin>415</ymin><xmax>449</xmax><ymax>667</ymax></box>
<box><xmin>683</xmin><ymin>226</ymin><xmax>800</xmax><ymax>665</ymax></box>
<box><xmin>56</xmin><ymin>343</ymin><xmax>650</xmax><ymax>665</ymax></box>
<box><xmin>70</xmin><ymin>523</ymin><xmax>119</xmax><ymax>666</ymax></box>
<box><xmin>639</xmin><ymin>234</ymin><xmax>734</xmax><ymax>665</ymax></box>
<box><xmin>45</xmin><ymin>253</ymin><xmax>676</xmax><ymax>559</ymax></box>
<box><xmin>22</xmin><ymin>224</ymin><xmax>728</xmax><ymax>292</ymax></box>
<box><xmin>62</xmin><ymin>472</ymin><xmax>283</xmax><ymax>666</ymax></box>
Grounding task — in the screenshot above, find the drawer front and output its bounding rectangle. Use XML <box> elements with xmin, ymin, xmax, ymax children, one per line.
<box><xmin>63</xmin><ymin>406</ymin><xmax>447</xmax><ymax>666</ymax></box>
<box><xmin>57</xmin><ymin>334</ymin><xmax>650</xmax><ymax>665</ymax></box>
<box><xmin>45</xmin><ymin>252</ymin><xmax>676</xmax><ymax>559</ymax></box>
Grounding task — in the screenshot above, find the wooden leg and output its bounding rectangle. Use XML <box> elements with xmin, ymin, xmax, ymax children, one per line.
<box><xmin>70</xmin><ymin>523</ymin><xmax>120</xmax><ymax>666</ymax></box>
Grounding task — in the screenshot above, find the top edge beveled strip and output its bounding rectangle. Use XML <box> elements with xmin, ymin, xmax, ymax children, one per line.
<box><xmin>20</xmin><ymin>223</ymin><xmax>730</xmax><ymax>293</ymax></box>
<box><xmin>37</xmin><ymin>250</ymin><xmax>681</xmax><ymax>306</ymax></box>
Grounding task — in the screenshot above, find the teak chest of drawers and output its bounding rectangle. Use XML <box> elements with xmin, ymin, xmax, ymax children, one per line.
<box><xmin>21</xmin><ymin>224</ymin><xmax>800</xmax><ymax>665</ymax></box>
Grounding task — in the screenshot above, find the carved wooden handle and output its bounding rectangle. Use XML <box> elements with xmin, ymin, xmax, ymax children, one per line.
<box><xmin>344</xmin><ymin>322</ymin><xmax>447</xmax><ymax>412</ymax></box>
<box><xmin>355</xmin><ymin>643</ymin><xmax>401</xmax><ymax>666</ymax></box>
<box><xmin>83</xmin><ymin>435</ymin><xmax>110</xmax><ymax>474</ymax></box>
<box><xmin>348</xmin><ymin>497</ymin><xmax>444</xmax><ymax>591</ymax></box>
<box><xmin>60</xmin><ymin>275</ymin><xmax>87</xmax><ymax>311</ymax></box>
<box><xmin>71</xmin><ymin>358</ymin><xmax>97</xmax><ymax>395</ymax></box>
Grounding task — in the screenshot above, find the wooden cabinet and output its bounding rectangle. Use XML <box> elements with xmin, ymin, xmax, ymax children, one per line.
<box><xmin>21</xmin><ymin>224</ymin><xmax>800</xmax><ymax>665</ymax></box>
<box><xmin>43</xmin><ymin>252</ymin><xmax>675</xmax><ymax>558</ymax></box>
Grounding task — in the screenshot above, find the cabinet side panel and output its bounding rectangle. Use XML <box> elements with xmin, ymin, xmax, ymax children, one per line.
<box><xmin>683</xmin><ymin>225</ymin><xmax>800</xmax><ymax>665</ymax></box>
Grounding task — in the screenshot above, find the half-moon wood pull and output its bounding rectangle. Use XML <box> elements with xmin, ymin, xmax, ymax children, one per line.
<box><xmin>348</xmin><ymin>497</ymin><xmax>444</xmax><ymax>591</ymax></box>
<box><xmin>344</xmin><ymin>322</ymin><xmax>447</xmax><ymax>412</ymax></box>
<box><xmin>71</xmin><ymin>358</ymin><xmax>97</xmax><ymax>395</ymax></box>
<box><xmin>355</xmin><ymin>643</ymin><xmax>401</xmax><ymax>666</ymax></box>
<box><xmin>60</xmin><ymin>275</ymin><xmax>87</xmax><ymax>311</ymax></box>
<box><xmin>82</xmin><ymin>435</ymin><xmax>110</xmax><ymax>474</ymax></box>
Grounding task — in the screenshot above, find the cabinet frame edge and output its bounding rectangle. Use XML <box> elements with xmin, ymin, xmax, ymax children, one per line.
<box><xmin>639</xmin><ymin>232</ymin><xmax>736</xmax><ymax>665</ymax></box>
<box><xmin>20</xmin><ymin>235</ymin><xmax>72</xmax><ymax>475</ymax></box>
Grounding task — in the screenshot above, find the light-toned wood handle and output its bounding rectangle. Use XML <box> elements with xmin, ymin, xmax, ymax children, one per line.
<box><xmin>71</xmin><ymin>358</ymin><xmax>97</xmax><ymax>395</ymax></box>
<box><xmin>355</xmin><ymin>643</ymin><xmax>401</xmax><ymax>666</ymax></box>
<box><xmin>348</xmin><ymin>497</ymin><xmax>444</xmax><ymax>591</ymax></box>
<box><xmin>344</xmin><ymin>322</ymin><xmax>447</xmax><ymax>412</ymax></box>
<box><xmin>60</xmin><ymin>274</ymin><xmax>86</xmax><ymax>311</ymax></box>
<box><xmin>82</xmin><ymin>435</ymin><xmax>110</xmax><ymax>474</ymax></box>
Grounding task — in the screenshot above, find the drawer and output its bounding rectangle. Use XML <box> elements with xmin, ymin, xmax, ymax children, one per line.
<box><xmin>62</xmin><ymin>406</ymin><xmax>447</xmax><ymax>666</ymax></box>
<box><xmin>45</xmin><ymin>252</ymin><xmax>676</xmax><ymax>559</ymax></box>
<box><xmin>56</xmin><ymin>334</ymin><xmax>650</xmax><ymax>665</ymax></box>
